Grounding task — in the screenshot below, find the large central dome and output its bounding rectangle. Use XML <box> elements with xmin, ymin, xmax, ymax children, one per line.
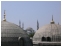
<box><xmin>1</xmin><ymin>10</ymin><xmax>33</xmax><ymax>46</ymax></box>
<box><xmin>1</xmin><ymin>21</ymin><xmax>28</xmax><ymax>37</ymax></box>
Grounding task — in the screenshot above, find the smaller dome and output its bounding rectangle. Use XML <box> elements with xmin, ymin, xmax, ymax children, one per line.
<box><xmin>26</xmin><ymin>27</ymin><xmax>33</xmax><ymax>31</ymax></box>
<box><xmin>33</xmin><ymin>16</ymin><xmax>61</xmax><ymax>42</ymax></box>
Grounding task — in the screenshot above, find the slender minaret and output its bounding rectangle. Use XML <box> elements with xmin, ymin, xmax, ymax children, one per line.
<box><xmin>37</xmin><ymin>20</ymin><xmax>39</xmax><ymax>30</ymax></box>
<box><xmin>22</xmin><ymin>22</ymin><xmax>24</xmax><ymax>29</ymax></box>
<box><xmin>19</xmin><ymin>20</ymin><xmax>21</xmax><ymax>27</ymax></box>
<box><xmin>58</xmin><ymin>22</ymin><xmax>59</xmax><ymax>25</ymax></box>
<box><xmin>3</xmin><ymin>10</ymin><xmax>6</xmax><ymax>21</ymax></box>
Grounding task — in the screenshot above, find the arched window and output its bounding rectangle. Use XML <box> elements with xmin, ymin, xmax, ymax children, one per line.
<box><xmin>18</xmin><ymin>37</ymin><xmax>24</xmax><ymax>46</ymax></box>
<box><xmin>42</xmin><ymin>37</ymin><xmax>46</xmax><ymax>41</ymax></box>
<box><xmin>47</xmin><ymin>37</ymin><xmax>51</xmax><ymax>41</ymax></box>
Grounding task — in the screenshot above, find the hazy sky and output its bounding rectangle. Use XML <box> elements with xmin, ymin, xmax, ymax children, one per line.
<box><xmin>1</xmin><ymin>1</ymin><xmax>61</xmax><ymax>31</ymax></box>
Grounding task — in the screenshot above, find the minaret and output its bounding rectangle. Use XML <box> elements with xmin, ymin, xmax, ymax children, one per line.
<box><xmin>58</xmin><ymin>22</ymin><xmax>59</xmax><ymax>25</ymax></box>
<box><xmin>37</xmin><ymin>20</ymin><xmax>39</xmax><ymax>30</ymax></box>
<box><xmin>50</xmin><ymin>15</ymin><xmax>55</xmax><ymax>24</ymax></box>
<box><xmin>19</xmin><ymin>20</ymin><xmax>21</xmax><ymax>27</ymax></box>
<box><xmin>22</xmin><ymin>22</ymin><xmax>24</xmax><ymax>30</ymax></box>
<box><xmin>3</xmin><ymin>10</ymin><xmax>6</xmax><ymax>21</ymax></box>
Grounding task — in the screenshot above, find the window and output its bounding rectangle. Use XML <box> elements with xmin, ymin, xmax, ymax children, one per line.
<box><xmin>47</xmin><ymin>37</ymin><xmax>51</xmax><ymax>41</ymax></box>
<box><xmin>42</xmin><ymin>37</ymin><xmax>46</xmax><ymax>41</ymax></box>
<box><xmin>18</xmin><ymin>37</ymin><xmax>24</xmax><ymax>46</ymax></box>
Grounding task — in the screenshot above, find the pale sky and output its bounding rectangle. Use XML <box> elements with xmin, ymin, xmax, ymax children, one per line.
<box><xmin>1</xmin><ymin>1</ymin><xmax>61</xmax><ymax>31</ymax></box>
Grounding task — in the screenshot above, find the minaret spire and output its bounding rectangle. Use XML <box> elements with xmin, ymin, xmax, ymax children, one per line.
<box><xmin>50</xmin><ymin>15</ymin><xmax>55</xmax><ymax>24</ymax></box>
<box><xmin>19</xmin><ymin>20</ymin><xmax>21</xmax><ymax>27</ymax></box>
<box><xmin>3</xmin><ymin>10</ymin><xmax>6</xmax><ymax>21</ymax></box>
<box><xmin>58</xmin><ymin>22</ymin><xmax>59</xmax><ymax>25</ymax></box>
<box><xmin>37</xmin><ymin>20</ymin><xmax>39</xmax><ymax>30</ymax></box>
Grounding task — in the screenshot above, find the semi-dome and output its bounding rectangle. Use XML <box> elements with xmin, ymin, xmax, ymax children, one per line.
<box><xmin>1</xmin><ymin>21</ymin><xmax>28</xmax><ymax>37</ymax></box>
<box><xmin>33</xmin><ymin>16</ymin><xmax>61</xmax><ymax>42</ymax></box>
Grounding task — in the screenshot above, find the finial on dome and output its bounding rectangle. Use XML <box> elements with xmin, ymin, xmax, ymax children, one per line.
<box><xmin>3</xmin><ymin>10</ymin><xmax>6</xmax><ymax>21</ymax></box>
<box><xmin>52</xmin><ymin>15</ymin><xmax>53</xmax><ymax>21</ymax></box>
<box><xmin>50</xmin><ymin>15</ymin><xmax>55</xmax><ymax>24</ymax></box>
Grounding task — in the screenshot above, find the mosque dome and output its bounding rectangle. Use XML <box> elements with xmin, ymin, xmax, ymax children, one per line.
<box><xmin>1</xmin><ymin>21</ymin><xmax>28</xmax><ymax>37</ymax></box>
<box><xmin>33</xmin><ymin>16</ymin><xmax>61</xmax><ymax>42</ymax></box>
<box><xmin>1</xmin><ymin>10</ymin><xmax>33</xmax><ymax>46</ymax></box>
<box><xmin>26</xmin><ymin>27</ymin><xmax>33</xmax><ymax>31</ymax></box>
<box><xmin>1</xmin><ymin>10</ymin><xmax>28</xmax><ymax>38</ymax></box>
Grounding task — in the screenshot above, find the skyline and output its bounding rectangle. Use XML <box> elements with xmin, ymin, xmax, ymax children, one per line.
<box><xmin>1</xmin><ymin>1</ymin><xmax>61</xmax><ymax>31</ymax></box>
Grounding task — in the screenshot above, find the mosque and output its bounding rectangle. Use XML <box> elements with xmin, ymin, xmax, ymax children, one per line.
<box><xmin>1</xmin><ymin>10</ymin><xmax>61</xmax><ymax>46</ymax></box>
<box><xmin>33</xmin><ymin>16</ymin><xmax>61</xmax><ymax>46</ymax></box>
<box><xmin>1</xmin><ymin>10</ymin><xmax>33</xmax><ymax>46</ymax></box>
